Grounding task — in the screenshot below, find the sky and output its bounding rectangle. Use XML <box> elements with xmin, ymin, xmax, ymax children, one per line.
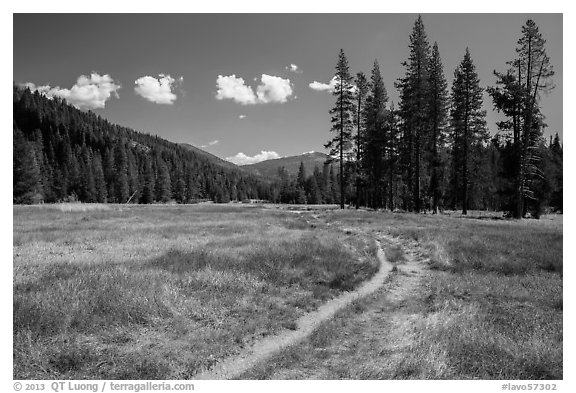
<box><xmin>13</xmin><ymin>13</ymin><xmax>562</xmax><ymax>165</ymax></box>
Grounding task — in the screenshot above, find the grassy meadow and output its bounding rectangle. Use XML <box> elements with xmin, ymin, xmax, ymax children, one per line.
<box><xmin>13</xmin><ymin>204</ymin><xmax>562</xmax><ymax>380</ymax></box>
<box><xmin>13</xmin><ymin>203</ymin><xmax>378</xmax><ymax>379</ymax></box>
<box><xmin>240</xmin><ymin>210</ymin><xmax>563</xmax><ymax>379</ymax></box>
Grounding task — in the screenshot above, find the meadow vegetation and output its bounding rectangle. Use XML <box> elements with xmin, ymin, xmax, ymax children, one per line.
<box><xmin>13</xmin><ymin>204</ymin><xmax>562</xmax><ymax>379</ymax></box>
<box><xmin>240</xmin><ymin>210</ymin><xmax>563</xmax><ymax>379</ymax></box>
<box><xmin>13</xmin><ymin>204</ymin><xmax>378</xmax><ymax>379</ymax></box>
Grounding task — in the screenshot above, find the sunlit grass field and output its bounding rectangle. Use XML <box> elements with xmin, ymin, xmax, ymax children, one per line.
<box><xmin>13</xmin><ymin>204</ymin><xmax>378</xmax><ymax>379</ymax></box>
<box><xmin>241</xmin><ymin>210</ymin><xmax>563</xmax><ymax>379</ymax></box>
<box><xmin>13</xmin><ymin>204</ymin><xmax>562</xmax><ymax>380</ymax></box>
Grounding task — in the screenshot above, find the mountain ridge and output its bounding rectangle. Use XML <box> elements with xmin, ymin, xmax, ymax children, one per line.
<box><xmin>240</xmin><ymin>151</ymin><xmax>335</xmax><ymax>179</ymax></box>
<box><xmin>178</xmin><ymin>143</ymin><xmax>245</xmax><ymax>172</ymax></box>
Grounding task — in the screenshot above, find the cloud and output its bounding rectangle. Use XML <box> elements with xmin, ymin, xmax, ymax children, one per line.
<box><xmin>256</xmin><ymin>74</ymin><xmax>293</xmax><ymax>104</ymax></box>
<box><xmin>239</xmin><ymin>115</ymin><xmax>247</xmax><ymax>119</ymax></box>
<box><xmin>216</xmin><ymin>74</ymin><xmax>293</xmax><ymax>105</ymax></box>
<box><xmin>134</xmin><ymin>74</ymin><xmax>181</xmax><ymax>104</ymax></box>
<box><xmin>216</xmin><ymin>75</ymin><xmax>257</xmax><ymax>105</ymax></box>
<box><xmin>309</xmin><ymin>76</ymin><xmax>338</xmax><ymax>92</ymax></box>
<box><xmin>226</xmin><ymin>150</ymin><xmax>282</xmax><ymax>165</ymax></box>
<box><xmin>201</xmin><ymin>140</ymin><xmax>219</xmax><ymax>148</ymax></box>
<box><xmin>309</xmin><ymin>76</ymin><xmax>357</xmax><ymax>94</ymax></box>
<box><xmin>21</xmin><ymin>73</ymin><xmax>121</xmax><ymax>110</ymax></box>
<box><xmin>286</xmin><ymin>63</ymin><xmax>303</xmax><ymax>74</ymax></box>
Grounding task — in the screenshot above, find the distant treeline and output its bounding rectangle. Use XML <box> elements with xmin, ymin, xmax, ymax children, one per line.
<box><xmin>266</xmin><ymin>163</ymin><xmax>340</xmax><ymax>204</ymax></box>
<box><xmin>13</xmin><ymin>86</ymin><xmax>270</xmax><ymax>204</ymax></box>
<box><xmin>269</xmin><ymin>134</ymin><xmax>562</xmax><ymax>215</ymax></box>
<box><xmin>322</xmin><ymin>16</ymin><xmax>562</xmax><ymax>217</ymax></box>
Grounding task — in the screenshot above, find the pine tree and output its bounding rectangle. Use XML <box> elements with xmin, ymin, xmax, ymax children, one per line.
<box><xmin>13</xmin><ymin>128</ymin><xmax>43</xmax><ymax>204</ymax></box>
<box><xmin>311</xmin><ymin>165</ymin><xmax>324</xmax><ymax>204</ymax></box>
<box><xmin>307</xmin><ymin>174</ymin><xmax>322</xmax><ymax>204</ymax></box>
<box><xmin>296</xmin><ymin>161</ymin><xmax>307</xmax><ymax>189</ymax></box>
<box><xmin>450</xmin><ymin>48</ymin><xmax>488</xmax><ymax>215</ymax></box>
<box><xmin>140</xmin><ymin>157</ymin><xmax>155</xmax><ymax>204</ymax></box>
<box><xmin>79</xmin><ymin>145</ymin><xmax>97</xmax><ymax>202</ymax></box>
<box><xmin>93</xmin><ymin>153</ymin><xmax>107</xmax><ymax>202</ymax></box>
<box><xmin>397</xmin><ymin>15</ymin><xmax>431</xmax><ymax>212</ymax></box>
<box><xmin>103</xmin><ymin>147</ymin><xmax>116</xmax><ymax>202</ymax></box>
<box><xmin>426</xmin><ymin>42</ymin><xmax>450</xmax><ymax>213</ymax></box>
<box><xmin>353</xmin><ymin>71</ymin><xmax>370</xmax><ymax>208</ymax></box>
<box><xmin>66</xmin><ymin>145</ymin><xmax>81</xmax><ymax>199</ymax></box>
<box><xmin>277</xmin><ymin>166</ymin><xmax>292</xmax><ymax>203</ymax></box>
<box><xmin>173</xmin><ymin>163</ymin><xmax>186</xmax><ymax>203</ymax></box>
<box><xmin>548</xmin><ymin>133</ymin><xmax>562</xmax><ymax>212</ymax></box>
<box><xmin>185</xmin><ymin>171</ymin><xmax>199</xmax><ymax>203</ymax></box>
<box><xmin>386</xmin><ymin>103</ymin><xmax>400</xmax><ymax>210</ymax></box>
<box><xmin>114</xmin><ymin>140</ymin><xmax>130</xmax><ymax>203</ymax></box>
<box><xmin>155</xmin><ymin>155</ymin><xmax>172</xmax><ymax>203</ymax></box>
<box><xmin>126</xmin><ymin>148</ymin><xmax>139</xmax><ymax>203</ymax></box>
<box><xmin>328</xmin><ymin>165</ymin><xmax>338</xmax><ymax>205</ymax></box>
<box><xmin>363</xmin><ymin>60</ymin><xmax>388</xmax><ymax>209</ymax></box>
<box><xmin>326</xmin><ymin>49</ymin><xmax>355</xmax><ymax>209</ymax></box>
<box><xmin>296</xmin><ymin>187</ymin><xmax>307</xmax><ymax>204</ymax></box>
<box><xmin>487</xmin><ymin>19</ymin><xmax>554</xmax><ymax>218</ymax></box>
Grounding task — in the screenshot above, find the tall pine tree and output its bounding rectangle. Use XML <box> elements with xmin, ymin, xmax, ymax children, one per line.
<box><xmin>425</xmin><ymin>42</ymin><xmax>450</xmax><ymax>213</ymax></box>
<box><xmin>450</xmin><ymin>48</ymin><xmax>488</xmax><ymax>215</ymax></box>
<box><xmin>488</xmin><ymin>19</ymin><xmax>554</xmax><ymax>218</ymax></box>
<box><xmin>362</xmin><ymin>60</ymin><xmax>388</xmax><ymax>209</ymax></box>
<box><xmin>353</xmin><ymin>71</ymin><xmax>370</xmax><ymax>208</ymax></box>
<box><xmin>397</xmin><ymin>15</ymin><xmax>431</xmax><ymax>212</ymax></box>
<box><xmin>326</xmin><ymin>49</ymin><xmax>354</xmax><ymax>209</ymax></box>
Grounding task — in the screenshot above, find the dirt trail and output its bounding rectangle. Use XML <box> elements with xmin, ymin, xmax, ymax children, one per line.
<box><xmin>193</xmin><ymin>239</ymin><xmax>394</xmax><ymax>380</ymax></box>
<box><xmin>238</xmin><ymin>232</ymin><xmax>431</xmax><ymax>380</ymax></box>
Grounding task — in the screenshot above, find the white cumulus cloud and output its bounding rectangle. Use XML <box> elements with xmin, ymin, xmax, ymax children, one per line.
<box><xmin>309</xmin><ymin>76</ymin><xmax>338</xmax><ymax>92</ymax></box>
<box><xmin>226</xmin><ymin>150</ymin><xmax>282</xmax><ymax>165</ymax></box>
<box><xmin>134</xmin><ymin>74</ymin><xmax>181</xmax><ymax>104</ymax></box>
<box><xmin>256</xmin><ymin>74</ymin><xmax>293</xmax><ymax>104</ymax></box>
<box><xmin>286</xmin><ymin>63</ymin><xmax>303</xmax><ymax>74</ymax></box>
<box><xmin>239</xmin><ymin>115</ymin><xmax>247</xmax><ymax>119</ymax></box>
<box><xmin>309</xmin><ymin>76</ymin><xmax>357</xmax><ymax>94</ymax></box>
<box><xmin>21</xmin><ymin>73</ymin><xmax>121</xmax><ymax>110</ymax></box>
<box><xmin>216</xmin><ymin>74</ymin><xmax>293</xmax><ymax>105</ymax></box>
<box><xmin>215</xmin><ymin>75</ymin><xmax>257</xmax><ymax>105</ymax></box>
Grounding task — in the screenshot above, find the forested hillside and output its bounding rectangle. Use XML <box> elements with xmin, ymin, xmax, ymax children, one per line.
<box><xmin>13</xmin><ymin>86</ymin><xmax>268</xmax><ymax>204</ymax></box>
<box><xmin>241</xmin><ymin>152</ymin><xmax>331</xmax><ymax>179</ymax></box>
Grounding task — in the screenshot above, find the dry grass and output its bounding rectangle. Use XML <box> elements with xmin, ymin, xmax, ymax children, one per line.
<box><xmin>239</xmin><ymin>210</ymin><xmax>563</xmax><ymax>380</ymax></box>
<box><xmin>13</xmin><ymin>205</ymin><xmax>562</xmax><ymax>379</ymax></box>
<box><xmin>42</xmin><ymin>202</ymin><xmax>112</xmax><ymax>212</ymax></box>
<box><xmin>13</xmin><ymin>204</ymin><xmax>378</xmax><ymax>379</ymax></box>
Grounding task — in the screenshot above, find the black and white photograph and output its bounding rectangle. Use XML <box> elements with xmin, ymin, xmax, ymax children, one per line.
<box><xmin>8</xmin><ymin>3</ymin><xmax>567</xmax><ymax>390</ymax></box>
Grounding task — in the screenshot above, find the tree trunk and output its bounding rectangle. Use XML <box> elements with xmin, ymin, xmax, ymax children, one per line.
<box><xmin>462</xmin><ymin>80</ymin><xmax>469</xmax><ymax>216</ymax></box>
<box><xmin>340</xmin><ymin>86</ymin><xmax>345</xmax><ymax>210</ymax></box>
<box><xmin>389</xmin><ymin>159</ymin><xmax>394</xmax><ymax>211</ymax></box>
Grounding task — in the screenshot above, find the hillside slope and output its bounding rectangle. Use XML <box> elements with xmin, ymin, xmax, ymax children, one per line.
<box><xmin>178</xmin><ymin>143</ymin><xmax>244</xmax><ymax>172</ymax></box>
<box><xmin>13</xmin><ymin>86</ymin><xmax>267</xmax><ymax>204</ymax></box>
<box><xmin>241</xmin><ymin>152</ymin><xmax>334</xmax><ymax>179</ymax></box>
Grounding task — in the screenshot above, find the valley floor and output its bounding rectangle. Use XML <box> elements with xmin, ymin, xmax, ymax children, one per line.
<box><xmin>13</xmin><ymin>204</ymin><xmax>562</xmax><ymax>380</ymax></box>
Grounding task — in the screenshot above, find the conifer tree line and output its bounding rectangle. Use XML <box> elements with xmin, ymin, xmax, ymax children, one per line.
<box><xmin>265</xmin><ymin>162</ymin><xmax>342</xmax><ymax>205</ymax></box>
<box><xmin>13</xmin><ymin>87</ymin><xmax>270</xmax><ymax>204</ymax></box>
<box><xmin>325</xmin><ymin>16</ymin><xmax>562</xmax><ymax>217</ymax></box>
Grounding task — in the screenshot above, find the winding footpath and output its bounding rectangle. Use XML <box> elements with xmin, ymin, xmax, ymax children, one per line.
<box><xmin>193</xmin><ymin>239</ymin><xmax>394</xmax><ymax>380</ymax></box>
